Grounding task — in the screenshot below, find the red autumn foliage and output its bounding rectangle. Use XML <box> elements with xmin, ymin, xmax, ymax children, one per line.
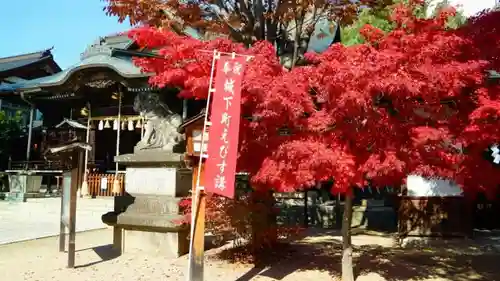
<box><xmin>178</xmin><ymin>191</ymin><xmax>304</xmax><ymax>252</ymax></box>
<box><xmin>128</xmin><ymin>3</ymin><xmax>500</xmax><ymax>199</ymax></box>
<box><xmin>103</xmin><ymin>0</ymin><xmax>390</xmax><ymax>43</ymax></box>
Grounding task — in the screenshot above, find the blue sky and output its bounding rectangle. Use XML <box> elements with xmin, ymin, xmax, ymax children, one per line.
<box><xmin>0</xmin><ymin>1</ymin><xmax>131</xmax><ymax>69</ymax></box>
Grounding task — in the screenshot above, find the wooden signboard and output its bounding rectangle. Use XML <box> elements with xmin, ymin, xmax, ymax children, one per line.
<box><xmin>58</xmin><ymin>150</ymin><xmax>84</xmax><ymax>268</ymax></box>
<box><xmin>48</xmin><ymin>141</ymin><xmax>91</xmax><ymax>269</ymax></box>
<box><xmin>60</xmin><ymin>172</ymin><xmax>71</xmax><ymax>225</ymax></box>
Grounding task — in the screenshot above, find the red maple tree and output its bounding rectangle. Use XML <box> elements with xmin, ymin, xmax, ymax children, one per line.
<box><xmin>103</xmin><ymin>0</ymin><xmax>395</xmax><ymax>68</ymax></box>
<box><xmin>103</xmin><ymin>0</ymin><xmax>390</xmax><ymax>38</ymax></box>
<box><xmin>128</xmin><ymin>1</ymin><xmax>500</xmax><ymax>280</ymax></box>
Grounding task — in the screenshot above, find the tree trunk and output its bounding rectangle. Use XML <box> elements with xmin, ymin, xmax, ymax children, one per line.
<box><xmin>251</xmin><ymin>190</ymin><xmax>277</xmax><ymax>261</ymax></box>
<box><xmin>335</xmin><ymin>193</ymin><xmax>342</xmax><ymax>229</ymax></box>
<box><xmin>341</xmin><ymin>193</ymin><xmax>355</xmax><ymax>281</ymax></box>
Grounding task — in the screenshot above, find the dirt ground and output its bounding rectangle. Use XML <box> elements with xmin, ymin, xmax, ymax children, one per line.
<box><xmin>0</xmin><ymin>227</ymin><xmax>499</xmax><ymax>281</ymax></box>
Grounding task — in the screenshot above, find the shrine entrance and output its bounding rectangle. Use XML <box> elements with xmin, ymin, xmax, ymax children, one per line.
<box><xmin>13</xmin><ymin>34</ymin><xmax>204</xmax><ymax>198</ymax></box>
<box><xmin>13</xmin><ymin>35</ymin><xmax>153</xmax><ymax>197</ymax></box>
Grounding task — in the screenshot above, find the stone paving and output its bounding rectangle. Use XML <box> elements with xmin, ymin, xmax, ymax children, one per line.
<box><xmin>0</xmin><ymin>197</ymin><xmax>113</xmax><ymax>245</ymax></box>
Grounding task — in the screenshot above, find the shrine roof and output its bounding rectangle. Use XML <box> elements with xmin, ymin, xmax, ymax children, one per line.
<box><xmin>177</xmin><ymin>109</ymin><xmax>256</xmax><ymax>134</ymax></box>
<box><xmin>0</xmin><ymin>49</ymin><xmax>60</xmax><ymax>74</ymax></box>
<box><xmin>55</xmin><ymin>119</ymin><xmax>88</xmax><ymax>130</ymax></box>
<box><xmin>178</xmin><ymin>109</ymin><xmax>206</xmax><ymax>133</ymax></box>
<box><xmin>0</xmin><ymin>49</ymin><xmax>61</xmax><ymax>95</ymax></box>
<box><xmin>17</xmin><ymin>54</ymin><xmax>148</xmax><ymax>91</ymax></box>
<box><xmin>0</xmin><ymin>82</ymin><xmax>17</xmax><ymax>93</ymax></box>
<box><xmin>12</xmin><ymin>35</ymin><xmax>149</xmax><ymax>92</ymax></box>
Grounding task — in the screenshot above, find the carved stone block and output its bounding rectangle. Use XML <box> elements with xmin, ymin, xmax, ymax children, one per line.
<box><xmin>125</xmin><ymin>167</ymin><xmax>191</xmax><ymax>197</ymax></box>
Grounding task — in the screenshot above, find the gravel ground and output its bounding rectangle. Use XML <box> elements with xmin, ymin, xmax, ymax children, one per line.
<box><xmin>0</xmin><ymin>198</ymin><xmax>113</xmax><ymax>245</ymax></box>
<box><xmin>0</xmin><ymin>227</ymin><xmax>499</xmax><ymax>281</ymax></box>
<box><xmin>0</xmin><ymin>228</ymin><xmax>331</xmax><ymax>281</ymax></box>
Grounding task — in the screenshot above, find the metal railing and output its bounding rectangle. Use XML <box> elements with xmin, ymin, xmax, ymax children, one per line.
<box><xmin>8</xmin><ymin>160</ymin><xmax>70</xmax><ymax>171</ymax></box>
<box><xmin>7</xmin><ymin>159</ymin><xmax>107</xmax><ymax>171</ymax></box>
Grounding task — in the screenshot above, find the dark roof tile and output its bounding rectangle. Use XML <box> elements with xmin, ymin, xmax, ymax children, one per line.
<box><xmin>0</xmin><ymin>49</ymin><xmax>53</xmax><ymax>73</ymax></box>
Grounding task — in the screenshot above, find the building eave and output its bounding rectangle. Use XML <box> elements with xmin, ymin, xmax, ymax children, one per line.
<box><xmin>0</xmin><ymin>48</ymin><xmax>61</xmax><ymax>76</ymax></box>
<box><xmin>178</xmin><ymin>109</ymin><xmax>206</xmax><ymax>133</ymax></box>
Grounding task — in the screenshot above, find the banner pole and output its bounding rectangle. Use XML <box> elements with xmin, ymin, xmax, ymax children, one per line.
<box><xmin>187</xmin><ymin>49</ymin><xmax>218</xmax><ymax>281</ymax></box>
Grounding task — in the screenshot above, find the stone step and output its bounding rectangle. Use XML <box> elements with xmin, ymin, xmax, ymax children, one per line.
<box><xmin>114</xmin><ymin>194</ymin><xmax>184</xmax><ymax>215</ymax></box>
<box><xmin>116</xmin><ymin>213</ymin><xmax>187</xmax><ymax>231</ymax></box>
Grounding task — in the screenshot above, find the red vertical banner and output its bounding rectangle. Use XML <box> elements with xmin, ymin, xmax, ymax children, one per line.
<box><xmin>204</xmin><ymin>54</ymin><xmax>247</xmax><ymax>199</ymax></box>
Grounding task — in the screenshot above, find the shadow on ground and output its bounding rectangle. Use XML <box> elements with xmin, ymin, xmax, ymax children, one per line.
<box><xmin>215</xmin><ymin>229</ymin><xmax>500</xmax><ymax>281</ymax></box>
<box><xmin>69</xmin><ymin>236</ymin><xmax>218</xmax><ymax>269</ymax></box>
<box><xmin>74</xmin><ymin>244</ymin><xmax>120</xmax><ymax>268</ymax></box>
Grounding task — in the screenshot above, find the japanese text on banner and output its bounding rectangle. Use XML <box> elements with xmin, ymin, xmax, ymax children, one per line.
<box><xmin>204</xmin><ymin>54</ymin><xmax>247</xmax><ymax>199</ymax></box>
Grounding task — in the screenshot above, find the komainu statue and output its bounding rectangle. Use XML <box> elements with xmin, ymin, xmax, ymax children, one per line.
<box><xmin>133</xmin><ymin>91</ymin><xmax>184</xmax><ymax>153</ymax></box>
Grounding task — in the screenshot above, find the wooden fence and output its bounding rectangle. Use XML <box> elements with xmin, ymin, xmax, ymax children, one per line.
<box><xmin>87</xmin><ymin>173</ymin><xmax>125</xmax><ymax>197</ymax></box>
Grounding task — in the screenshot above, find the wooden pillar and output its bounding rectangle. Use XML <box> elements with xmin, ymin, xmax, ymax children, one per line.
<box><xmin>59</xmin><ymin>188</ymin><xmax>66</xmax><ymax>252</ymax></box>
<box><xmin>304</xmin><ymin>190</ymin><xmax>309</xmax><ymax>228</ymax></box>
<box><xmin>67</xmin><ymin>149</ymin><xmax>80</xmax><ymax>268</ymax></box>
<box><xmin>81</xmin><ymin>104</ymin><xmax>91</xmax><ymax>197</ymax></box>
<box><xmin>89</xmin><ymin>129</ymin><xmax>95</xmax><ymax>163</ymax></box>
<box><xmin>112</xmin><ymin>91</ymin><xmax>122</xmax><ymax>194</ymax></box>
<box><xmin>189</xmin><ymin>160</ymin><xmax>206</xmax><ymax>281</ymax></box>
<box><xmin>58</xmin><ymin>148</ymin><xmax>82</xmax><ymax>268</ymax></box>
<box><xmin>26</xmin><ymin>105</ymin><xmax>35</xmax><ymax>163</ymax></box>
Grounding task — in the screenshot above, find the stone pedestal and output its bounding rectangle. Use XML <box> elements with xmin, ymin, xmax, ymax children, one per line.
<box><xmin>122</xmin><ymin>229</ymin><xmax>189</xmax><ymax>258</ymax></box>
<box><xmin>7</xmin><ymin>173</ymin><xmax>43</xmax><ymax>202</ymax></box>
<box><xmin>125</xmin><ymin>166</ymin><xmax>191</xmax><ymax>197</ymax></box>
<box><xmin>102</xmin><ymin>151</ymin><xmax>192</xmax><ymax>257</ymax></box>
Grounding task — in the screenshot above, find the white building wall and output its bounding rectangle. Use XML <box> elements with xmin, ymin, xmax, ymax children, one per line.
<box><xmin>427</xmin><ymin>0</ymin><xmax>498</xmax><ymax>18</ymax></box>
<box><xmin>406</xmin><ymin>175</ymin><xmax>463</xmax><ymax>197</ymax></box>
